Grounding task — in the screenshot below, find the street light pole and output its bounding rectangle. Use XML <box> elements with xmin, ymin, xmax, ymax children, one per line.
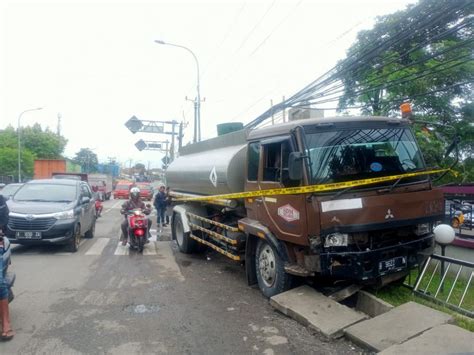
<box><xmin>17</xmin><ymin>107</ymin><xmax>43</xmax><ymax>182</ymax></box>
<box><xmin>154</xmin><ymin>40</ymin><xmax>201</xmax><ymax>143</ymax></box>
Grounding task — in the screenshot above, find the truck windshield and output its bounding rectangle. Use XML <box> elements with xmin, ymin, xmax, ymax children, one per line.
<box><xmin>305</xmin><ymin>127</ymin><xmax>426</xmax><ymax>185</ymax></box>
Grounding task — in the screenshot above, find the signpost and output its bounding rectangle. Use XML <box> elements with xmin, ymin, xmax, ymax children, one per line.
<box><xmin>125</xmin><ymin>116</ymin><xmax>182</xmax><ymax>161</ymax></box>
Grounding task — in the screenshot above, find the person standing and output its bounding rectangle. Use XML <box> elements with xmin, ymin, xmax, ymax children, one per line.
<box><xmin>154</xmin><ymin>185</ymin><xmax>167</xmax><ymax>228</ymax></box>
<box><xmin>0</xmin><ymin>195</ymin><xmax>14</xmax><ymax>341</ymax></box>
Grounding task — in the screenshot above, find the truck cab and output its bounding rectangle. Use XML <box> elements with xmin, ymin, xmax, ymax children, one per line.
<box><xmin>243</xmin><ymin>117</ymin><xmax>443</xmax><ymax>288</ymax></box>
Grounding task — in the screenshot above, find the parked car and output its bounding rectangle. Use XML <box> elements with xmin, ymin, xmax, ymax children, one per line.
<box><xmin>0</xmin><ymin>183</ymin><xmax>24</xmax><ymax>199</ymax></box>
<box><xmin>136</xmin><ymin>183</ymin><xmax>153</xmax><ymax>201</ymax></box>
<box><xmin>5</xmin><ymin>179</ymin><xmax>96</xmax><ymax>252</ymax></box>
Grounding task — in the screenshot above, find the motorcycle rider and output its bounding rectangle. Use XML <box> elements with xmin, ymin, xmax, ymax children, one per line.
<box><xmin>0</xmin><ymin>195</ymin><xmax>14</xmax><ymax>341</ymax></box>
<box><xmin>120</xmin><ymin>187</ymin><xmax>152</xmax><ymax>246</ymax></box>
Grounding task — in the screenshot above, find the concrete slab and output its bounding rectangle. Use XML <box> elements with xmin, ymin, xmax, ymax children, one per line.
<box><xmin>379</xmin><ymin>324</ymin><xmax>474</xmax><ymax>355</ymax></box>
<box><xmin>270</xmin><ymin>286</ymin><xmax>367</xmax><ymax>338</ymax></box>
<box><xmin>345</xmin><ymin>301</ymin><xmax>453</xmax><ymax>352</ymax></box>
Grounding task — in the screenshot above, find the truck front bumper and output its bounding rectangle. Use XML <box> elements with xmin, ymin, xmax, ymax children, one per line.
<box><xmin>319</xmin><ymin>235</ymin><xmax>433</xmax><ymax>283</ymax></box>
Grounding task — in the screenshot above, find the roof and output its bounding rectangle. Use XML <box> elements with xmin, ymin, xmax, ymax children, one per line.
<box><xmin>247</xmin><ymin>116</ymin><xmax>410</xmax><ymax>140</ymax></box>
<box><xmin>28</xmin><ymin>179</ymin><xmax>80</xmax><ymax>186</ymax></box>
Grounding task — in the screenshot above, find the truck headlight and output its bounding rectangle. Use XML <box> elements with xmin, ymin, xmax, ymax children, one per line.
<box><xmin>415</xmin><ymin>223</ymin><xmax>430</xmax><ymax>236</ymax></box>
<box><xmin>53</xmin><ymin>209</ymin><xmax>75</xmax><ymax>220</ymax></box>
<box><xmin>324</xmin><ymin>233</ymin><xmax>348</xmax><ymax>247</ymax></box>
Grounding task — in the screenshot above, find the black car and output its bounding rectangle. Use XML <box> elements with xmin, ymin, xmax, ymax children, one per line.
<box><xmin>5</xmin><ymin>179</ymin><xmax>96</xmax><ymax>252</ymax></box>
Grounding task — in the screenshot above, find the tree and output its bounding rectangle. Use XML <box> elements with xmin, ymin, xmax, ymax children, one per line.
<box><xmin>0</xmin><ymin>124</ymin><xmax>68</xmax><ymax>181</ymax></box>
<box><xmin>336</xmin><ymin>0</ymin><xmax>473</xmax><ymax>182</ymax></box>
<box><xmin>0</xmin><ymin>147</ymin><xmax>34</xmax><ymax>180</ymax></box>
<box><xmin>21</xmin><ymin>124</ymin><xmax>67</xmax><ymax>158</ymax></box>
<box><xmin>74</xmin><ymin>148</ymin><xmax>98</xmax><ymax>173</ymax></box>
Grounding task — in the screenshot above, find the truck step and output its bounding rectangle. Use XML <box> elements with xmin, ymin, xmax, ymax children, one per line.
<box><xmin>188</xmin><ymin>222</ymin><xmax>242</xmax><ymax>245</ymax></box>
<box><xmin>186</xmin><ymin>212</ymin><xmax>239</xmax><ymax>232</ymax></box>
<box><xmin>190</xmin><ymin>234</ymin><xmax>242</xmax><ymax>261</ymax></box>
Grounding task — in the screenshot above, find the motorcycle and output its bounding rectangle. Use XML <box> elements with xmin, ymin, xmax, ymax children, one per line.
<box><xmin>1</xmin><ymin>234</ymin><xmax>15</xmax><ymax>303</ymax></box>
<box><xmin>95</xmin><ymin>198</ymin><xmax>103</xmax><ymax>218</ymax></box>
<box><xmin>123</xmin><ymin>208</ymin><xmax>150</xmax><ymax>253</ymax></box>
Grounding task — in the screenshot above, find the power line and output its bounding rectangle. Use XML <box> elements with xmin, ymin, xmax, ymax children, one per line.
<box><xmin>245</xmin><ymin>0</ymin><xmax>471</xmax><ymax>128</ymax></box>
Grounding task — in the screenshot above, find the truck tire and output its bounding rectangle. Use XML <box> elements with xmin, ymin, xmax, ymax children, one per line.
<box><xmin>173</xmin><ymin>213</ymin><xmax>197</xmax><ymax>254</ymax></box>
<box><xmin>255</xmin><ymin>238</ymin><xmax>292</xmax><ymax>298</ymax></box>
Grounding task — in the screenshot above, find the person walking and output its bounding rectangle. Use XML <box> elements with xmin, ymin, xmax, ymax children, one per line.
<box><xmin>153</xmin><ymin>185</ymin><xmax>167</xmax><ymax>228</ymax></box>
<box><xmin>0</xmin><ymin>195</ymin><xmax>14</xmax><ymax>341</ymax></box>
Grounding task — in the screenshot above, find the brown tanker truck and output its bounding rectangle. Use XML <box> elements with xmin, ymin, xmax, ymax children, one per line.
<box><xmin>166</xmin><ymin>116</ymin><xmax>446</xmax><ymax>297</ymax></box>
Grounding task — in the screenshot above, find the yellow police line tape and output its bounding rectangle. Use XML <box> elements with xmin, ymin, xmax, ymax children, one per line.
<box><xmin>175</xmin><ymin>168</ymin><xmax>454</xmax><ymax>202</ymax></box>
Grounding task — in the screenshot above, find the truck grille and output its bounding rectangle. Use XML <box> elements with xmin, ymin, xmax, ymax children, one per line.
<box><xmin>8</xmin><ymin>216</ymin><xmax>56</xmax><ymax>231</ymax></box>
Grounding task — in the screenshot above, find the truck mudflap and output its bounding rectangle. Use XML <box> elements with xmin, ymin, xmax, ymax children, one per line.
<box><xmin>319</xmin><ymin>234</ymin><xmax>433</xmax><ymax>282</ymax></box>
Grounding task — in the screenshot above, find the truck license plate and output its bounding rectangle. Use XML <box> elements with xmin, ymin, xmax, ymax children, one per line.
<box><xmin>16</xmin><ymin>231</ymin><xmax>42</xmax><ymax>240</ymax></box>
<box><xmin>379</xmin><ymin>256</ymin><xmax>407</xmax><ymax>274</ymax></box>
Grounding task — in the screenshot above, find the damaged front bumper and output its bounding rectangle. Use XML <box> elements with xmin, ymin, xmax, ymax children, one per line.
<box><xmin>319</xmin><ymin>234</ymin><xmax>433</xmax><ymax>283</ymax></box>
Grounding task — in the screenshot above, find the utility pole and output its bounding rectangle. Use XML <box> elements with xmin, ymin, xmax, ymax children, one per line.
<box><xmin>178</xmin><ymin>122</ymin><xmax>184</xmax><ymax>151</ymax></box>
<box><xmin>170</xmin><ymin>120</ymin><xmax>176</xmax><ymax>161</ymax></box>
<box><xmin>57</xmin><ymin>113</ymin><xmax>62</xmax><ymax>136</ymax></box>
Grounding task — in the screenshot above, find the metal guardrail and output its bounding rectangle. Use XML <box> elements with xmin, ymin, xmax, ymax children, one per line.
<box><xmin>411</xmin><ymin>254</ymin><xmax>473</xmax><ymax>318</ymax></box>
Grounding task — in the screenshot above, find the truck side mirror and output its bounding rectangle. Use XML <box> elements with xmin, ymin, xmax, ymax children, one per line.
<box><xmin>288</xmin><ymin>152</ymin><xmax>304</xmax><ymax>181</ymax></box>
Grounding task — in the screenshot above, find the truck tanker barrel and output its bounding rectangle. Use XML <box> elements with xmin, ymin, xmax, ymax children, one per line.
<box><xmin>166</xmin><ymin>130</ymin><xmax>247</xmax><ymax>196</ymax></box>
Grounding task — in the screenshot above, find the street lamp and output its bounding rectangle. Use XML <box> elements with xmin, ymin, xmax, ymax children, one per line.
<box><xmin>154</xmin><ymin>40</ymin><xmax>201</xmax><ymax>143</ymax></box>
<box><xmin>17</xmin><ymin>107</ymin><xmax>43</xmax><ymax>182</ymax></box>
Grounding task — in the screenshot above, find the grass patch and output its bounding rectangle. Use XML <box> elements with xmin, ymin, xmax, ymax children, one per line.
<box><xmin>372</xmin><ymin>266</ymin><xmax>474</xmax><ymax>332</ymax></box>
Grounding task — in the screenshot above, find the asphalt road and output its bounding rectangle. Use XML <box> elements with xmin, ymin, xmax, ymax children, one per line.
<box><xmin>1</xmin><ymin>198</ymin><xmax>361</xmax><ymax>354</ymax></box>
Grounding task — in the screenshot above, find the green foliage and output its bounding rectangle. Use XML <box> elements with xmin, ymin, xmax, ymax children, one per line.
<box><xmin>21</xmin><ymin>123</ymin><xmax>67</xmax><ymax>158</ymax></box>
<box><xmin>0</xmin><ymin>147</ymin><xmax>34</xmax><ymax>179</ymax></box>
<box><xmin>0</xmin><ymin>124</ymin><xmax>67</xmax><ymax>181</ymax></box>
<box><xmin>337</xmin><ymin>0</ymin><xmax>473</xmax><ymax>183</ymax></box>
<box><xmin>74</xmin><ymin>148</ymin><xmax>98</xmax><ymax>173</ymax></box>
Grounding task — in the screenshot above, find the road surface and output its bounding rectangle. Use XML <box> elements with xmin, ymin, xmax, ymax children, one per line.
<box><xmin>1</xmin><ymin>198</ymin><xmax>360</xmax><ymax>354</ymax></box>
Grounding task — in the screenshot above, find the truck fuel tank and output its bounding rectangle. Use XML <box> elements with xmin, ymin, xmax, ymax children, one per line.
<box><xmin>166</xmin><ymin>130</ymin><xmax>248</xmax><ymax>196</ymax></box>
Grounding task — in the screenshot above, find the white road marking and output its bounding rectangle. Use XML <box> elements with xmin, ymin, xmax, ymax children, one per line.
<box><xmin>103</xmin><ymin>200</ymin><xmax>123</xmax><ymax>214</ymax></box>
<box><xmin>114</xmin><ymin>242</ymin><xmax>129</xmax><ymax>255</ymax></box>
<box><xmin>85</xmin><ymin>238</ymin><xmax>110</xmax><ymax>255</ymax></box>
<box><xmin>143</xmin><ymin>242</ymin><xmax>157</xmax><ymax>255</ymax></box>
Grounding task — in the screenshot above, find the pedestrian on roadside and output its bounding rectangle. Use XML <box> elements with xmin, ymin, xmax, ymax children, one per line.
<box><xmin>165</xmin><ymin>186</ymin><xmax>173</xmax><ymax>226</ymax></box>
<box><xmin>0</xmin><ymin>195</ymin><xmax>14</xmax><ymax>341</ymax></box>
<box><xmin>153</xmin><ymin>185</ymin><xmax>167</xmax><ymax>228</ymax></box>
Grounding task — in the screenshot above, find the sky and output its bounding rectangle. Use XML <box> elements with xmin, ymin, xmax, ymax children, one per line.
<box><xmin>0</xmin><ymin>0</ymin><xmax>416</xmax><ymax>168</ymax></box>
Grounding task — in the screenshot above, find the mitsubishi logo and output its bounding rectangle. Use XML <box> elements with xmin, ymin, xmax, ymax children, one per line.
<box><xmin>385</xmin><ymin>209</ymin><xmax>395</xmax><ymax>219</ymax></box>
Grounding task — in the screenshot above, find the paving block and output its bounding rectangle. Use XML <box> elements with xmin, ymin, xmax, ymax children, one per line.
<box><xmin>270</xmin><ymin>286</ymin><xmax>367</xmax><ymax>338</ymax></box>
<box><xmin>379</xmin><ymin>324</ymin><xmax>474</xmax><ymax>355</ymax></box>
<box><xmin>344</xmin><ymin>301</ymin><xmax>453</xmax><ymax>352</ymax></box>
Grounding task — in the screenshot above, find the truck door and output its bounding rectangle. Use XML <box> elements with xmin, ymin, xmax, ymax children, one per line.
<box><xmin>257</xmin><ymin>138</ymin><xmax>308</xmax><ymax>245</ymax></box>
<box><xmin>80</xmin><ymin>183</ymin><xmax>93</xmax><ymax>233</ymax></box>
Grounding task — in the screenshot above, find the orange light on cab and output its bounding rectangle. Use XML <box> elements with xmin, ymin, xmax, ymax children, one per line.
<box><xmin>400</xmin><ymin>102</ymin><xmax>412</xmax><ymax>119</ymax></box>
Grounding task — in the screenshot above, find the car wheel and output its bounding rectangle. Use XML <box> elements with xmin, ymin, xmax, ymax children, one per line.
<box><xmin>85</xmin><ymin>218</ymin><xmax>96</xmax><ymax>239</ymax></box>
<box><xmin>255</xmin><ymin>239</ymin><xmax>292</xmax><ymax>298</ymax></box>
<box><xmin>67</xmin><ymin>225</ymin><xmax>81</xmax><ymax>252</ymax></box>
<box><xmin>173</xmin><ymin>213</ymin><xmax>197</xmax><ymax>254</ymax></box>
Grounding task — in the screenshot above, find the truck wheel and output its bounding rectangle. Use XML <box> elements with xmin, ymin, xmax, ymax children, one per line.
<box><xmin>173</xmin><ymin>213</ymin><xmax>197</xmax><ymax>254</ymax></box>
<box><xmin>84</xmin><ymin>218</ymin><xmax>96</xmax><ymax>239</ymax></box>
<box><xmin>255</xmin><ymin>239</ymin><xmax>292</xmax><ymax>298</ymax></box>
<box><xmin>67</xmin><ymin>225</ymin><xmax>81</xmax><ymax>252</ymax></box>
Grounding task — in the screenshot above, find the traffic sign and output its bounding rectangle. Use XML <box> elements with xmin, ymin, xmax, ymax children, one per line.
<box><xmin>147</xmin><ymin>143</ymin><xmax>162</xmax><ymax>149</ymax></box>
<box><xmin>125</xmin><ymin>116</ymin><xmax>143</xmax><ymax>134</ymax></box>
<box><xmin>135</xmin><ymin>139</ymin><xmax>147</xmax><ymax>151</ymax></box>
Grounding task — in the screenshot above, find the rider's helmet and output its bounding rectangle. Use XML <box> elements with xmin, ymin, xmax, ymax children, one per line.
<box><xmin>130</xmin><ymin>187</ymin><xmax>140</xmax><ymax>200</ymax></box>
